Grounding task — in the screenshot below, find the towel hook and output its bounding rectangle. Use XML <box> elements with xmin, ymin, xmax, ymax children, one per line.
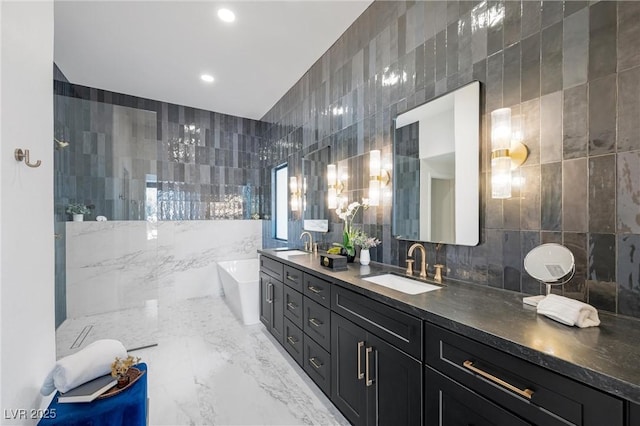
<box><xmin>14</xmin><ymin>149</ymin><xmax>42</xmax><ymax>168</ymax></box>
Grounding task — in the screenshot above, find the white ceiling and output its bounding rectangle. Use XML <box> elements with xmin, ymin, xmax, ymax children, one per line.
<box><xmin>54</xmin><ymin>1</ymin><xmax>373</xmax><ymax>121</ymax></box>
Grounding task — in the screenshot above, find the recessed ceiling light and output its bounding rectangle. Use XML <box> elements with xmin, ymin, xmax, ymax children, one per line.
<box><xmin>201</xmin><ymin>74</ymin><xmax>214</xmax><ymax>83</ymax></box>
<box><xmin>217</xmin><ymin>8</ymin><xmax>235</xmax><ymax>23</ymax></box>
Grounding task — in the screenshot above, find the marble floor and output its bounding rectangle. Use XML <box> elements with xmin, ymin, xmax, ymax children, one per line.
<box><xmin>58</xmin><ymin>295</ymin><xmax>348</xmax><ymax>425</ymax></box>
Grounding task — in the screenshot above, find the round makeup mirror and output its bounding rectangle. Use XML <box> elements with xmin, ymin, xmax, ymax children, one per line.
<box><xmin>523</xmin><ymin>243</ymin><xmax>575</xmax><ymax>306</ymax></box>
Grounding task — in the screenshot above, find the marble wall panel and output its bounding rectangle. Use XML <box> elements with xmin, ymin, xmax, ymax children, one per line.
<box><xmin>66</xmin><ymin>220</ymin><xmax>262</xmax><ymax>317</ymax></box>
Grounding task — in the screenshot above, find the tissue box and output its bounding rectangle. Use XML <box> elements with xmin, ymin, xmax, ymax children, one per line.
<box><xmin>320</xmin><ymin>254</ymin><xmax>347</xmax><ymax>271</ymax></box>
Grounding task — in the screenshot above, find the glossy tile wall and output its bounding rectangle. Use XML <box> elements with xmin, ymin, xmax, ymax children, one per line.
<box><xmin>54</xmin><ymin>81</ymin><xmax>265</xmax><ymax>222</ymax></box>
<box><xmin>260</xmin><ymin>1</ymin><xmax>640</xmax><ymax>319</ymax></box>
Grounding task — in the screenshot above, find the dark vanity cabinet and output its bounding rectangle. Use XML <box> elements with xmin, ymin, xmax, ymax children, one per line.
<box><xmin>424</xmin><ymin>323</ymin><xmax>625</xmax><ymax>426</ymax></box>
<box><xmin>331</xmin><ymin>286</ymin><xmax>423</xmax><ymax>426</ymax></box>
<box><xmin>259</xmin><ymin>271</ymin><xmax>284</xmax><ymax>343</ymax></box>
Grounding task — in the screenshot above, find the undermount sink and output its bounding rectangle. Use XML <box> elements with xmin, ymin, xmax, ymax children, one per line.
<box><xmin>276</xmin><ymin>250</ymin><xmax>310</xmax><ymax>257</ymax></box>
<box><xmin>362</xmin><ymin>273</ymin><xmax>442</xmax><ymax>295</ymax></box>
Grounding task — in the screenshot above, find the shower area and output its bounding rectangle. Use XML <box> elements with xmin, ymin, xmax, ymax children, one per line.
<box><xmin>54</xmin><ymin>78</ymin><xmax>264</xmax><ymax>357</ymax></box>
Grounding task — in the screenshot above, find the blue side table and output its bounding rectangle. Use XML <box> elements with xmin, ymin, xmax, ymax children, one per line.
<box><xmin>38</xmin><ymin>363</ymin><xmax>147</xmax><ymax>426</ymax></box>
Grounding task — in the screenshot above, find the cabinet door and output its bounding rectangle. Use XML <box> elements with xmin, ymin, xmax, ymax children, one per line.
<box><xmin>426</xmin><ymin>366</ymin><xmax>531</xmax><ymax>426</ymax></box>
<box><xmin>331</xmin><ymin>312</ymin><xmax>367</xmax><ymax>426</ymax></box>
<box><xmin>367</xmin><ymin>333</ymin><xmax>422</xmax><ymax>426</ymax></box>
<box><xmin>259</xmin><ymin>272</ymin><xmax>272</xmax><ymax>329</ymax></box>
<box><xmin>271</xmin><ymin>279</ymin><xmax>284</xmax><ymax>343</ymax></box>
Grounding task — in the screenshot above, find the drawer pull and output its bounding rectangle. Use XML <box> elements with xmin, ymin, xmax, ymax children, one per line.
<box><xmin>308</xmin><ymin>318</ymin><xmax>323</xmax><ymax>327</ymax></box>
<box><xmin>463</xmin><ymin>360</ymin><xmax>534</xmax><ymax>400</ymax></box>
<box><xmin>287</xmin><ymin>274</ymin><xmax>298</xmax><ymax>281</ymax></box>
<box><xmin>308</xmin><ymin>285</ymin><xmax>322</xmax><ymax>294</ymax></box>
<box><xmin>287</xmin><ymin>336</ymin><xmax>298</xmax><ymax>345</ymax></box>
<box><xmin>309</xmin><ymin>357</ymin><xmax>323</xmax><ymax>369</ymax></box>
<box><xmin>365</xmin><ymin>347</ymin><xmax>374</xmax><ymax>387</ymax></box>
<box><xmin>287</xmin><ymin>302</ymin><xmax>298</xmax><ymax>310</ymax></box>
<box><xmin>267</xmin><ymin>283</ymin><xmax>273</xmax><ymax>303</ymax></box>
<box><xmin>357</xmin><ymin>341</ymin><xmax>365</xmax><ymax>380</ymax></box>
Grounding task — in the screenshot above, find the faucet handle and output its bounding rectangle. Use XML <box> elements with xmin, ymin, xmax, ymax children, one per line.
<box><xmin>406</xmin><ymin>259</ymin><xmax>414</xmax><ymax>275</ymax></box>
<box><xmin>313</xmin><ymin>242</ymin><xmax>318</xmax><ymax>253</ymax></box>
<box><xmin>434</xmin><ymin>264</ymin><xmax>444</xmax><ymax>283</ymax></box>
<box><xmin>303</xmin><ymin>241</ymin><xmax>309</xmax><ymax>251</ymax></box>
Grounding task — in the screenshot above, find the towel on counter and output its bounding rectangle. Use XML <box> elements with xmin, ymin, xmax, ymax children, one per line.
<box><xmin>40</xmin><ymin>339</ymin><xmax>127</xmax><ymax>395</ymax></box>
<box><xmin>536</xmin><ymin>294</ymin><xmax>600</xmax><ymax>328</ymax></box>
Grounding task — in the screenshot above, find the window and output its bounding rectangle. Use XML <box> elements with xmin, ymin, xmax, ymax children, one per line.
<box><xmin>274</xmin><ymin>164</ymin><xmax>288</xmax><ymax>240</ymax></box>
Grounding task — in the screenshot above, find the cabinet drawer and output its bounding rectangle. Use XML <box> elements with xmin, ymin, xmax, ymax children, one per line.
<box><xmin>425</xmin><ymin>365</ymin><xmax>531</xmax><ymax>426</ymax></box>
<box><xmin>283</xmin><ymin>318</ymin><xmax>304</xmax><ymax>367</ymax></box>
<box><xmin>260</xmin><ymin>256</ymin><xmax>283</xmax><ymax>281</ymax></box>
<box><xmin>304</xmin><ymin>334</ymin><xmax>331</xmax><ymax>396</ymax></box>
<box><xmin>425</xmin><ymin>322</ymin><xmax>624</xmax><ymax>426</ymax></box>
<box><xmin>304</xmin><ymin>297</ymin><xmax>331</xmax><ymax>351</ymax></box>
<box><xmin>283</xmin><ymin>265</ymin><xmax>303</xmax><ymax>292</ymax></box>
<box><xmin>304</xmin><ymin>273</ymin><xmax>331</xmax><ymax>308</ymax></box>
<box><xmin>283</xmin><ymin>286</ymin><xmax>303</xmax><ymax>329</ymax></box>
<box><xmin>332</xmin><ymin>285</ymin><xmax>423</xmax><ymax>360</ymax></box>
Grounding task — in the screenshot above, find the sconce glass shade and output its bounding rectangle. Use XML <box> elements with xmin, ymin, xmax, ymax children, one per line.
<box><xmin>491</xmin><ymin>108</ymin><xmax>511</xmax><ymax>151</ymax></box>
<box><xmin>491</xmin><ymin>156</ymin><xmax>512</xmax><ymax>199</ymax></box>
<box><xmin>289</xmin><ymin>176</ymin><xmax>299</xmax><ymax>211</ymax></box>
<box><xmin>369</xmin><ymin>150</ymin><xmax>381</xmax><ymax>206</ymax></box>
<box><xmin>327</xmin><ymin>164</ymin><xmax>337</xmax><ymax>209</ymax></box>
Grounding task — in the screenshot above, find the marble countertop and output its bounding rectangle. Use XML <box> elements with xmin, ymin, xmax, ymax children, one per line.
<box><xmin>259</xmin><ymin>249</ymin><xmax>640</xmax><ymax>405</ymax></box>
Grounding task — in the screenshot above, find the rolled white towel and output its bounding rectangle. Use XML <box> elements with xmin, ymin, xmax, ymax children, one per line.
<box><xmin>536</xmin><ymin>294</ymin><xmax>600</xmax><ymax>328</ymax></box>
<box><xmin>40</xmin><ymin>339</ymin><xmax>127</xmax><ymax>395</ymax></box>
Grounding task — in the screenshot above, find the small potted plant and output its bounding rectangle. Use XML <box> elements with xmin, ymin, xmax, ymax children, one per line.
<box><xmin>352</xmin><ymin>232</ymin><xmax>381</xmax><ymax>266</ymax></box>
<box><xmin>111</xmin><ymin>355</ymin><xmax>141</xmax><ymax>388</ymax></box>
<box><xmin>66</xmin><ymin>203</ymin><xmax>91</xmax><ymax>222</ymax></box>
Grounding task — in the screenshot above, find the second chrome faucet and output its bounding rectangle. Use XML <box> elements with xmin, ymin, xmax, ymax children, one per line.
<box><xmin>407</xmin><ymin>243</ymin><xmax>428</xmax><ymax>278</ymax></box>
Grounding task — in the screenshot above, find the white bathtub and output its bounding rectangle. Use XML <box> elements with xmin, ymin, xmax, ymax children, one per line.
<box><xmin>217</xmin><ymin>259</ymin><xmax>260</xmax><ymax>325</ymax></box>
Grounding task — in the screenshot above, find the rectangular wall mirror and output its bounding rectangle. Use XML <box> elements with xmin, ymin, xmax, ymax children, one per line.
<box><xmin>392</xmin><ymin>81</ymin><xmax>480</xmax><ymax>246</ymax></box>
<box><xmin>302</xmin><ymin>146</ymin><xmax>331</xmax><ymax>231</ymax></box>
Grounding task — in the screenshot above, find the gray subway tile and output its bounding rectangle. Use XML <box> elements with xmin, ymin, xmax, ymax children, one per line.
<box><xmin>589</xmin><ymin>74</ymin><xmax>617</xmax><ymax>155</ymax></box>
<box><xmin>521</xmin><ymin>0</ymin><xmax>541</xmax><ymax>39</ymax></box>
<box><xmin>520</xmin><ymin>33</ymin><xmax>540</xmax><ymax>102</ymax></box>
<box><xmin>541</xmin><ymin>162</ymin><xmax>562</xmax><ymax>231</ymax></box>
<box><xmin>589</xmin><ymin>1</ymin><xmax>617</xmax><ymax>81</ymax></box>
<box><xmin>562</xmin><ymin>158</ymin><xmax>588</xmax><ymax>232</ymax></box>
<box><xmin>541</xmin><ymin>0</ymin><xmax>563</xmax><ymax>29</ymax></box>
<box><xmin>563</xmin><ymin>84</ymin><xmax>588</xmax><ymax>159</ymax></box>
<box><xmin>618</xmin><ymin>234</ymin><xmax>640</xmax><ymax>317</ymax></box>
<box><xmin>503</xmin><ymin>0</ymin><xmax>521</xmax><ymax>47</ymax></box>
<box><xmin>520</xmin><ymin>165</ymin><xmax>541</xmax><ymax>230</ymax></box>
<box><xmin>562</xmin><ymin>7</ymin><xmax>589</xmax><ymax>89</ymax></box>
<box><xmin>617</xmin><ymin>151</ymin><xmax>640</xmax><ymax>233</ymax></box>
<box><xmin>487</xmin><ymin>1</ymin><xmax>505</xmax><ymax>56</ymax></box>
<box><xmin>541</xmin><ymin>21</ymin><xmax>563</xmax><ymax>95</ymax></box>
<box><xmin>540</xmin><ymin>91</ymin><xmax>563</xmax><ymax>164</ymax></box>
<box><xmin>618</xmin><ymin>1</ymin><xmax>640</xmax><ymax>72</ymax></box>
<box><xmin>589</xmin><ymin>154</ymin><xmax>616</xmax><ymax>233</ymax></box>
<box><xmin>618</xmin><ymin>66</ymin><xmax>640</xmax><ymax>153</ymax></box>
<box><xmin>563</xmin><ymin>232</ymin><xmax>588</xmax><ymax>302</ymax></box>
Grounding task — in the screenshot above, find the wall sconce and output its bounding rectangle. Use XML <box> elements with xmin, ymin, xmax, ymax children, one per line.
<box><xmin>368</xmin><ymin>150</ymin><xmax>391</xmax><ymax>206</ymax></box>
<box><xmin>290</xmin><ymin>176</ymin><xmax>300</xmax><ymax>212</ymax></box>
<box><xmin>327</xmin><ymin>164</ymin><xmax>345</xmax><ymax>209</ymax></box>
<box><xmin>490</xmin><ymin>108</ymin><xmax>528</xmax><ymax>199</ymax></box>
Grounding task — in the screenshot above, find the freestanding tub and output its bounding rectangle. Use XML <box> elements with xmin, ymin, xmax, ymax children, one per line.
<box><xmin>216</xmin><ymin>259</ymin><xmax>260</xmax><ymax>325</ymax></box>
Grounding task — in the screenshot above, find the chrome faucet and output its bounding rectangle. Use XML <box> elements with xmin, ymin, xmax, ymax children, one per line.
<box><xmin>300</xmin><ymin>231</ymin><xmax>313</xmax><ymax>252</ymax></box>
<box><xmin>407</xmin><ymin>243</ymin><xmax>428</xmax><ymax>278</ymax></box>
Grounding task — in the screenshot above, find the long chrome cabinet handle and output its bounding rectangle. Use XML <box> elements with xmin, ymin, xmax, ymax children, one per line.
<box><xmin>365</xmin><ymin>347</ymin><xmax>374</xmax><ymax>386</ymax></box>
<box><xmin>463</xmin><ymin>360</ymin><xmax>534</xmax><ymax>399</ymax></box>
<box><xmin>267</xmin><ymin>283</ymin><xmax>273</xmax><ymax>303</ymax></box>
<box><xmin>308</xmin><ymin>318</ymin><xmax>323</xmax><ymax>327</ymax></box>
<box><xmin>286</xmin><ymin>274</ymin><xmax>298</xmax><ymax>281</ymax></box>
<box><xmin>307</xmin><ymin>285</ymin><xmax>322</xmax><ymax>294</ymax></box>
<box><xmin>357</xmin><ymin>341</ymin><xmax>365</xmax><ymax>379</ymax></box>
<box><xmin>287</xmin><ymin>336</ymin><xmax>298</xmax><ymax>345</ymax></box>
<box><xmin>309</xmin><ymin>357</ymin><xmax>323</xmax><ymax>369</ymax></box>
<box><xmin>287</xmin><ymin>302</ymin><xmax>298</xmax><ymax>310</ymax></box>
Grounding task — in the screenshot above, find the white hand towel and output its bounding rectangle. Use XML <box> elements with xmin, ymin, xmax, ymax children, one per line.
<box><xmin>536</xmin><ymin>294</ymin><xmax>600</xmax><ymax>328</ymax></box>
<box><xmin>40</xmin><ymin>339</ymin><xmax>127</xmax><ymax>395</ymax></box>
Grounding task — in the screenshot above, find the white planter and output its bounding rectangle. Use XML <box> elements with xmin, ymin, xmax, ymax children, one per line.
<box><xmin>359</xmin><ymin>249</ymin><xmax>370</xmax><ymax>266</ymax></box>
<box><xmin>72</xmin><ymin>214</ymin><xmax>84</xmax><ymax>222</ymax></box>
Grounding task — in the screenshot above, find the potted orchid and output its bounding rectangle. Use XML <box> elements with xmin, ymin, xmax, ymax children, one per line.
<box><xmin>352</xmin><ymin>232</ymin><xmax>381</xmax><ymax>266</ymax></box>
<box><xmin>333</xmin><ymin>199</ymin><xmax>369</xmax><ymax>262</ymax></box>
